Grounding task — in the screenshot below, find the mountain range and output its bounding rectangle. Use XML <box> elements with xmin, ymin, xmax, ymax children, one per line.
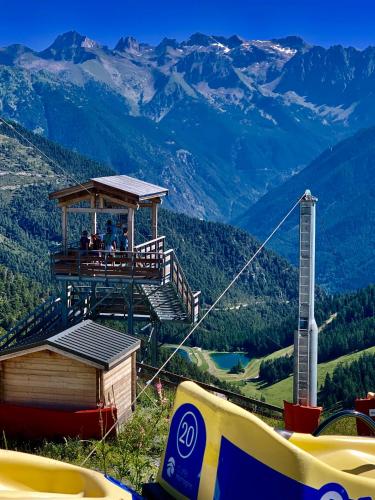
<box><xmin>2</xmin><ymin>31</ymin><xmax>375</xmax><ymax>220</ymax></box>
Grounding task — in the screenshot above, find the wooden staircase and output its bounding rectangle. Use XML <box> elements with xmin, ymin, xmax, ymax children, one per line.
<box><xmin>0</xmin><ymin>289</ymin><xmax>90</xmax><ymax>350</ymax></box>
<box><xmin>141</xmin><ymin>283</ymin><xmax>191</xmax><ymax>322</ymax></box>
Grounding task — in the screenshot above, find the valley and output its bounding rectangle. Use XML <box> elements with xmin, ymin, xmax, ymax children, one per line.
<box><xmin>163</xmin><ymin>288</ymin><xmax>374</xmax><ymax>410</ymax></box>
<box><xmin>165</xmin><ymin>342</ymin><xmax>375</xmax><ymax>408</ymax></box>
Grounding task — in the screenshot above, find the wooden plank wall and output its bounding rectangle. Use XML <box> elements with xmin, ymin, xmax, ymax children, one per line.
<box><xmin>0</xmin><ymin>350</ymin><xmax>97</xmax><ymax>410</ymax></box>
<box><xmin>103</xmin><ymin>355</ymin><xmax>132</xmax><ymax>422</ymax></box>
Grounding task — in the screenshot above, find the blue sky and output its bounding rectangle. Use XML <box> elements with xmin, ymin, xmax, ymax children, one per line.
<box><xmin>1</xmin><ymin>0</ymin><xmax>374</xmax><ymax>50</ymax></box>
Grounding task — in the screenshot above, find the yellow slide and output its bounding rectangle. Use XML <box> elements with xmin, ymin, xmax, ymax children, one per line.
<box><xmin>156</xmin><ymin>381</ymin><xmax>375</xmax><ymax>499</ymax></box>
<box><xmin>0</xmin><ymin>450</ymin><xmax>132</xmax><ymax>499</ymax></box>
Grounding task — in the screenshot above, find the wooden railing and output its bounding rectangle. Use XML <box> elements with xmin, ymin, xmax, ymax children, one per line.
<box><xmin>0</xmin><ymin>286</ymin><xmax>95</xmax><ymax>351</ymax></box>
<box><xmin>51</xmin><ymin>249</ymin><xmax>164</xmax><ymax>281</ymax></box>
<box><xmin>164</xmin><ymin>250</ymin><xmax>200</xmax><ymax>323</ymax></box>
<box><xmin>51</xmin><ymin>235</ymin><xmax>200</xmax><ymax>323</ymax></box>
<box><xmin>135</xmin><ymin>236</ymin><xmax>165</xmax><ymax>254</ymax></box>
<box><xmin>137</xmin><ymin>362</ymin><xmax>284</xmax><ymax>419</ymax></box>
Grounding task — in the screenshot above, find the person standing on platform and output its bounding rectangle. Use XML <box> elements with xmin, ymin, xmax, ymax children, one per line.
<box><xmin>80</xmin><ymin>230</ymin><xmax>90</xmax><ymax>255</ymax></box>
<box><xmin>119</xmin><ymin>227</ymin><xmax>129</xmax><ymax>252</ymax></box>
<box><xmin>105</xmin><ymin>219</ymin><xmax>114</xmax><ymax>235</ymax></box>
<box><xmin>103</xmin><ymin>227</ymin><xmax>116</xmax><ymax>253</ymax></box>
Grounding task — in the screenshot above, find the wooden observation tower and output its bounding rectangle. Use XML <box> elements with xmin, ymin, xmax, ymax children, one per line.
<box><xmin>47</xmin><ymin>175</ymin><xmax>200</xmax><ymax>364</ymax></box>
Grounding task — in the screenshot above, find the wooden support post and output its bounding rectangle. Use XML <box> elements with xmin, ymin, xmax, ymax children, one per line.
<box><xmin>151</xmin><ymin>321</ymin><xmax>160</xmax><ymax>366</ymax></box>
<box><xmin>127</xmin><ymin>283</ymin><xmax>134</xmax><ymax>336</ymax></box>
<box><xmin>128</xmin><ymin>207</ymin><xmax>134</xmax><ymax>252</ymax></box>
<box><xmin>91</xmin><ymin>282</ymin><xmax>97</xmax><ymax>313</ymax></box>
<box><xmin>62</xmin><ymin>206</ymin><xmax>68</xmax><ymax>255</ymax></box>
<box><xmin>61</xmin><ymin>282</ymin><xmax>69</xmax><ymax>327</ymax></box>
<box><xmin>151</xmin><ymin>202</ymin><xmax>158</xmax><ymax>240</ymax></box>
<box><xmin>131</xmin><ymin>352</ymin><xmax>137</xmax><ymax>411</ymax></box>
<box><xmin>99</xmin><ymin>195</ymin><xmax>104</xmax><ymax>209</ymax></box>
<box><xmin>90</xmin><ymin>195</ymin><xmax>97</xmax><ymax>235</ymax></box>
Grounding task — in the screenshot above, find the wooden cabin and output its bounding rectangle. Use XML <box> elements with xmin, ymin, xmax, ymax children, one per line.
<box><xmin>0</xmin><ymin>320</ymin><xmax>140</xmax><ymax>439</ymax></box>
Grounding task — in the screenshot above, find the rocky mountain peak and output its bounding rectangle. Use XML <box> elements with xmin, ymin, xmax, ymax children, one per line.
<box><xmin>114</xmin><ymin>36</ymin><xmax>140</xmax><ymax>53</ymax></box>
<box><xmin>47</xmin><ymin>31</ymin><xmax>99</xmax><ymax>51</ymax></box>
<box><xmin>39</xmin><ymin>31</ymin><xmax>100</xmax><ymax>62</ymax></box>
<box><xmin>184</xmin><ymin>33</ymin><xmax>217</xmax><ymax>47</ymax></box>
<box><xmin>156</xmin><ymin>37</ymin><xmax>179</xmax><ymax>51</ymax></box>
<box><xmin>271</xmin><ymin>35</ymin><xmax>308</xmax><ymax>52</ymax></box>
<box><xmin>225</xmin><ymin>35</ymin><xmax>245</xmax><ymax>49</ymax></box>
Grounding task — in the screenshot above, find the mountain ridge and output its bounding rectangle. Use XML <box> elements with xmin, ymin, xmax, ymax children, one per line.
<box><xmin>2</xmin><ymin>30</ymin><xmax>375</xmax><ymax>220</ymax></box>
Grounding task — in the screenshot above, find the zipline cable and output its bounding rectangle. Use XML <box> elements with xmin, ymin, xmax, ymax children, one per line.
<box><xmin>80</xmin><ymin>192</ymin><xmax>304</xmax><ymax>466</ymax></box>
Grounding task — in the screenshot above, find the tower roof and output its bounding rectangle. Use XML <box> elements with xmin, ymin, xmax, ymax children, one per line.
<box><xmin>49</xmin><ymin>174</ymin><xmax>168</xmax><ymax>205</ymax></box>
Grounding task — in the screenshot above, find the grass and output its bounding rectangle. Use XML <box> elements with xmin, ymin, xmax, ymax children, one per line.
<box><xmin>164</xmin><ymin>342</ymin><xmax>295</xmax><ymax>383</ymax></box>
<box><xmin>166</xmin><ymin>314</ymin><xmax>337</xmax><ymax>386</ymax></box>
<box><xmin>241</xmin><ymin>346</ymin><xmax>375</xmax><ymax>407</ymax></box>
<box><xmin>163</xmin><ymin>344</ymin><xmax>285</xmax><ymax>382</ymax></box>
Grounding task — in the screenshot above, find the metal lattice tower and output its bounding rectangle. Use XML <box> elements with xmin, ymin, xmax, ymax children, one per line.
<box><xmin>293</xmin><ymin>190</ymin><xmax>318</xmax><ymax>406</ymax></box>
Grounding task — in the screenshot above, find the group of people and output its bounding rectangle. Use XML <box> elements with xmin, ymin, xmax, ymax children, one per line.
<box><xmin>80</xmin><ymin>220</ymin><xmax>129</xmax><ymax>253</ymax></box>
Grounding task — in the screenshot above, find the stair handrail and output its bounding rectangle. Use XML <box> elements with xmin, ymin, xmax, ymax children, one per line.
<box><xmin>0</xmin><ymin>296</ymin><xmax>60</xmax><ymax>343</ymax></box>
<box><xmin>68</xmin><ymin>288</ymin><xmax>92</xmax><ymax>323</ymax></box>
<box><xmin>0</xmin><ymin>286</ymin><xmax>94</xmax><ymax>351</ymax></box>
<box><xmin>163</xmin><ymin>249</ymin><xmax>199</xmax><ymax>323</ymax></box>
<box><xmin>0</xmin><ymin>296</ymin><xmax>63</xmax><ymax>349</ymax></box>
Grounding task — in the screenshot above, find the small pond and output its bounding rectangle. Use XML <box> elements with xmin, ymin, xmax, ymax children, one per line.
<box><xmin>210</xmin><ymin>352</ymin><xmax>251</xmax><ymax>370</ymax></box>
<box><xmin>167</xmin><ymin>348</ymin><xmax>192</xmax><ymax>362</ymax></box>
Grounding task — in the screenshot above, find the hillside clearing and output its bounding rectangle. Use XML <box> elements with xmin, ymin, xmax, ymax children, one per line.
<box><xmin>241</xmin><ymin>346</ymin><xmax>375</xmax><ymax>406</ymax></box>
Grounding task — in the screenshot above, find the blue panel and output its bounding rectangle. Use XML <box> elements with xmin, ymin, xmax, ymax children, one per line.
<box><xmin>161</xmin><ymin>403</ymin><xmax>206</xmax><ymax>499</ymax></box>
<box><xmin>214</xmin><ymin>437</ymin><xmax>369</xmax><ymax>500</ymax></box>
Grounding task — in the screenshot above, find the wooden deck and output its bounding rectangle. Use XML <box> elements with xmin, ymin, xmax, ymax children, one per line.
<box><xmin>51</xmin><ymin>237</ymin><xmax>166</xmax><ymax>282</ymax></box>
<box><xmin>51</xmin><ymin>236</ymin><xmax>200</xmax><ymax>323</ymax></box>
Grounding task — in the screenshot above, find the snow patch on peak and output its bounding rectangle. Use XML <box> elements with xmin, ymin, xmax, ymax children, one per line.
<box><xmin>81</xmin><ymin>37</ymin><xmax>99</xmax><ymax>49</ymax></box>
<box><xmin>211</xmin><ymin>42</ymin><xmax>230</xmax><ymax>53</ymax></box>
<box><xmin>269</xmin><ymin>44</ymin><xmax>297</xmax><ymax>56</ymax></box>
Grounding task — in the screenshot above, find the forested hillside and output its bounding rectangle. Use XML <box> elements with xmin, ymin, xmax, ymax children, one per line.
<box><xmin>259</xmin><ymin>285</ymin><xmax>374</xmax><ymax>384</ymax></box>
<box><xmin>237</xmin><ymin>125</ymin><xmax>375</xmax><ymax>291</ymax></box>
<box><xmin>319</xmin><ymin>354</ymin><xmax>375</xmax><ymax>408</ymax></box>
<box><xmin>0</xmin><ymin>266</ymin><xmax>44</xmax><ymax>333</ymax></box>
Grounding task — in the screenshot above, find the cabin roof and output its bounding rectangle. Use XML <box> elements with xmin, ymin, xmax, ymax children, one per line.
<box><xmin>0</xmin><ymin>320</ymin><xmax>140</xmax><ymax>369</ymax></box>
<box><xmin>49</xmin><ymin>174</ymin><xmax>168</xmax><ymax>204</ymax></box>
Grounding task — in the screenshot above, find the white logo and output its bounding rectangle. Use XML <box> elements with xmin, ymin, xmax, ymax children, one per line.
<box><xmin>320</xmin><ymin>492</ymin><xmax>345</xmax><ymax>500</ymax></box>
<box><xmin>166</xmin><ymin>456</ymin><xmax>175</xmax><ymax>477</ymax></box>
